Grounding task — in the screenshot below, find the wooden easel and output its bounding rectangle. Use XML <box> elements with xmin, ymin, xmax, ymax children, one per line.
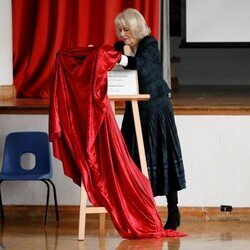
<box><xmin>78</xmin><ymin>94</ymin><xmax>150</xmax><ymax>240</ymax></box>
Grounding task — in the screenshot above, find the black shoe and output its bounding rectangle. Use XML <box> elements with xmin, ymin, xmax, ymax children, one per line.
<box><xmin>164</xmin><ymin>207</ymin><xmax>180</xmax><ymax>230</ymax></box>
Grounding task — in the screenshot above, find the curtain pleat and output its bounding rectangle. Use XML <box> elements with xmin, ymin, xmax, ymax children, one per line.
<box><xmin>12</xmin><ymin>0</ymin><xmax>159</xmax><ymax>98</ymax></box>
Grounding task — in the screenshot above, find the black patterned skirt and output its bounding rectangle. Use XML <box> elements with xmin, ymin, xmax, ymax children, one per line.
<box><xmin>121</xmin><ymin>96</ymin><xmax>186</xmax><ymax>196</ymax></box>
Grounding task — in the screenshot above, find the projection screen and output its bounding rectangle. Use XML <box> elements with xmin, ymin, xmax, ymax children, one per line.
<box><xmin>181</xmin><ymin>0</ymin><xmax>250</xmax><ymax>47</ymax></box>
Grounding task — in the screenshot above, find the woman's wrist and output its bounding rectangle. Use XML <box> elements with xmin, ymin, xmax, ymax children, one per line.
<box><xmin>118</xmin><ymin>55</ymin><xmax>128</xmax><ymax>67</ymax></box>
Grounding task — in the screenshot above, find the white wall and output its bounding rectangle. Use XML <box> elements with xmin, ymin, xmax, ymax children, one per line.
<box><xmin>175</xmin><ymin>115</ymin><xmax>250</xmax><ymax>207</ymax></box>
<box><xmin>0</xmin><ymin>0</ymin><xmax>13</xmax><ymax>85</ymax></box>
<box><xmin>0</xmin><ymin>115</ymin><xmax>80</xmax><ymax>205</ymax></box>
<box><xmin>1</xmin><ymin>114</ymin><xmax>250</xmax><ymax>208</ymax></box>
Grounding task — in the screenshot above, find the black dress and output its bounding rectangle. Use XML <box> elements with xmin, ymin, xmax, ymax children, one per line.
<box><xmin>114</xmin><ymin>36</ymin><xmax>186</xmax><ymax>196</ymax></box>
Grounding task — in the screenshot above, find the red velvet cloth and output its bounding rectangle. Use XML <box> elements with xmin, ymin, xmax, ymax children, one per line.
<box><xmin>49</xmin><ymin>46</ymin><xmax>186</xmax><ymax>239</ymax></box>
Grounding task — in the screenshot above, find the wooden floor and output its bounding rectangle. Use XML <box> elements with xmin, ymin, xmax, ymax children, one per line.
<box><xmin>1</xmin><ymin>212</ymin><xmax>250</xmax><ymax>250</ymax></box>
<box><xmin>1</xmin><ymin>86</ymin><xmax>250</xmax><ymax>115</ymax></box>
<box><xmin>171</xmin><ymin>85</ymin><xmax>250</xmax><ymax>115</ymax></box>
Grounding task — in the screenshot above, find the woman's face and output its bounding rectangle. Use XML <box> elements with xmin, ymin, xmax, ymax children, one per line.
<box><xmin>117</xmin><ymin>26</ymin><xmax>139</xmax><ymax>48</ymax></box>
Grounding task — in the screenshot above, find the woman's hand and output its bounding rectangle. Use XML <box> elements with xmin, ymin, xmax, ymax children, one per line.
<box><xmin>123</xmin><ymin>45</ymin><xmax>132</xmax><ymax>56</ymax></box>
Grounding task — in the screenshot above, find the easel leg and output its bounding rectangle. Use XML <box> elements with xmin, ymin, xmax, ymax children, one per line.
<box><xmin>131</xmin><ymin>100</ymin><xmax>149</xmax><ymax>178</ymax></box>
<box><xmin>99</xmin><ymin>213</ymin><xmax>106</xmax><ymax>235</ymax></box>
<box><xmin>110</xmin><ymin>100</ymin><xmax>115</xmax><ymax>114</ymax></box>
<box><xmin>78</xmin><ymin>180</ymin><xmax>87</xmax><ymax>240</ymax></box>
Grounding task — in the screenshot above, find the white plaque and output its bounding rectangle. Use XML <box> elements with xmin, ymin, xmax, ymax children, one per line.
<box><xmin>107</xmin><ymin>65</ymin><xmax>138</xmax><ymax>95</ymax></box>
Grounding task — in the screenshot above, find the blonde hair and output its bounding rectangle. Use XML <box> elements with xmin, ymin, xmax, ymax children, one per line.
<box><xmin>114</xmin><ymin>8</ymin><xmax>151</xmax><ymax>40</ymax></box>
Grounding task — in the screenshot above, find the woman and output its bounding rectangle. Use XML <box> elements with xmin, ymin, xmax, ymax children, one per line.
<box><xmin>114</xmin><ymin>8</ymin><xmax>186</xmax><ymax>230</ymax></box>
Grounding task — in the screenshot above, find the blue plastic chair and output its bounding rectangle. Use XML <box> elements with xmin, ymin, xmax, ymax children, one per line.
<box><xmin>0</xmin><ymin>131</ymin><xmax>59</xmax><ymax>226</ymax></box>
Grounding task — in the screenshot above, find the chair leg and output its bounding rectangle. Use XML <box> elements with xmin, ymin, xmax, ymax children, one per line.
<box><xmin>42</xmin><ymin>180</ymin><xmax>50</xmax><ymax>227</ymax></box>
<box><xmin>0</xmin><ymin>181</ymin><xmax>4</xmax><ymax>220</ymax></box>
<box><xmin>47</xmin><ymin>179</ymin><xmax>59</xmax><ymax>222</ymax></box>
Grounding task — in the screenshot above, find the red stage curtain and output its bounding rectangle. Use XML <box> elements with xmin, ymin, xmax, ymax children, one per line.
<box><xmin>12</xmin><ymin>0</ymin><xmax>159</xmax><ymax>98</ymax></box>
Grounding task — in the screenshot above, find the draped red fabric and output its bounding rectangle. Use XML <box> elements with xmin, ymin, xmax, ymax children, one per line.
<box><xmin>49</xmin><ymin>46</ymin><xmax>187</xmax><ymax>239</ymax></box>
<box><xmin>12</xmin><ymin>0</ymin><xmax>159</xmax><ymax>98</ymax></box>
